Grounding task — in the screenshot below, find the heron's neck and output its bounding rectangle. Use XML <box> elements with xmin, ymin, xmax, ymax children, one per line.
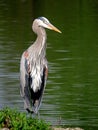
<box><xmin>35</xmin><ymin>28</ymin><xmax>47</xmax><ymax>57</ymax></box>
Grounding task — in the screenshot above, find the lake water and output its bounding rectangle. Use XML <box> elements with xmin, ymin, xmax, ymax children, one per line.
<box><xmin>0</xmin><ymin>0</ymin><xmax>98</xmax><ymax>129</ymax></box>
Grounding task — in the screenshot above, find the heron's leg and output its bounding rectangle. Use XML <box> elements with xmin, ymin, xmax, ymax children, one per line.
<box><xmin>26</xmin><ymin>111</ymin><xmax>32</xmax><ymax>118</ymax></box>
<box><xmin>37</xmin><ymin>111</ymin><xmax>40</xmax><ymax>119</ymax></box>
<box><xmin>31</xmin><ymin>111</ymin><xmax>40</xmax><ymax>119</ymax></box>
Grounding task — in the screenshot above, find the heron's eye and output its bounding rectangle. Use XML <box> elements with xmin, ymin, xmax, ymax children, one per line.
<box><xmin>43</xmin><ymin>20</ymin><xmax>47</xmax><ymax>24</ymax></box>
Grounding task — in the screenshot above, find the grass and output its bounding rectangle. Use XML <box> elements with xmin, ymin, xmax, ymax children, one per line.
<box><xmin>0</xmin><ymin>107</ymin><xmax>52</xmax><ymax>130</ymax></box>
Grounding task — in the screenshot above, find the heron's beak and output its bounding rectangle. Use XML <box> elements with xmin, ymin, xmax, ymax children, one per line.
<box><xmin>47</xmin><ymin>23</ymin><xmax>62</xmax><ymax>33</ymax></box>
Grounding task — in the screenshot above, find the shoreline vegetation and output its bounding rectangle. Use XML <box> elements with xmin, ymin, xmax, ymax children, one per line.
<box><xmin>0</xmin><ymin>107</ymin><xmax>83</xmax><ymax>130</ymax></box>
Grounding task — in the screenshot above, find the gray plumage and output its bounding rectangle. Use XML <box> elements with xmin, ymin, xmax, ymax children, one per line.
<box><xmin>20</xmin><ymin>17</ymin><xmax>61</xmax><ymax>114</ymax></box>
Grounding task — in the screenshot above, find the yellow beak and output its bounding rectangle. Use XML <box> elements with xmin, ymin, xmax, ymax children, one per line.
<box><xmin>47</xmin><ymin>23</ymin><xmax>62</xmax><ymax>33</ymax></box>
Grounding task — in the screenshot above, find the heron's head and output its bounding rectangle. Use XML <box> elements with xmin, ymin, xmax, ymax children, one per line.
<box><xmin>32</xmin><ymin>17</ymin><xmax>61</xmax><ymax>34</ymax></box>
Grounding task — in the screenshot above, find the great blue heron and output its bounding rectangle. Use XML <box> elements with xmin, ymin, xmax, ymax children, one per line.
<box><xmin>20</xmin><ymin>17</ymin><xmax>61</xmax><ymax>114</ymax></box>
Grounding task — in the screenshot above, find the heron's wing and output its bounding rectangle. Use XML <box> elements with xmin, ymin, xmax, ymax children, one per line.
<box><xmin>20</xmin><ymin>51</ymin><xmax>48</xmax><ymax>113</ymax></box>
<box><xmin>20</xmin><ymin>51</ymin><xmax>33</xmax><ymax>112</ymax></box>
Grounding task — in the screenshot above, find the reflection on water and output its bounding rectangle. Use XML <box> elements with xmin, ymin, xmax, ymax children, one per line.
<box><xmin>0</xmin><ymin>0</ymin><xmax>98</xmax><ymax>129</ymax></box>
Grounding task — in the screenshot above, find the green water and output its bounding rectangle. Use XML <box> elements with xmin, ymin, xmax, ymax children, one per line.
<box><xmin>0</xmin><ymin>0</ymin><xmax>98</xmax><ymax>129</ymax></box>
